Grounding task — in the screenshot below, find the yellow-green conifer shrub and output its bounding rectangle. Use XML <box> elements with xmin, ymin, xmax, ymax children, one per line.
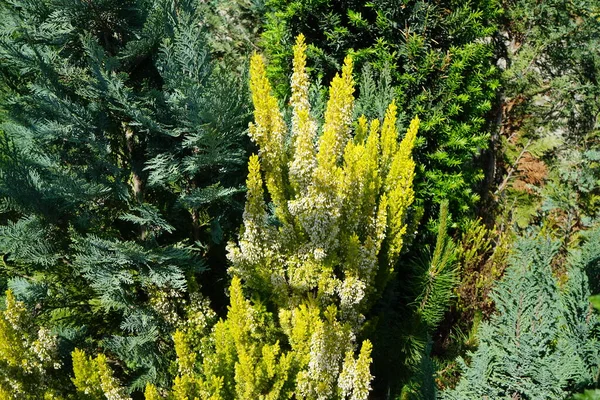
<box><xmin>232</xmin><ymin>33</ymin><xmax>418</xmax><ymax>315</ymax></box>
<box><xmin>72</xmin><ymin>349</ymin><xmax>130</xmax><ymax>400</ymax></box>
<box><xmin>147</xmin><ymin>34</ymin><xmax>419</xmax><ymax>400</ymax></box>
<box><xmin>0</xmin><ymin>291</ymin><xmax>63</xmax><ymax>399</ymax></box>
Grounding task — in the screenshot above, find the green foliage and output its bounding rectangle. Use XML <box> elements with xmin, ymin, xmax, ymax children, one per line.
<box><xmin>414</xmin><ymin>200</ymin><xmax>458</xmax><ymax>331</ymax></box>
<box><xmin>262</xmin><ymin>0</ymin><xmax>501</xmax><ymax>224</ymax></box>
<box><xmin>501</xmin><ymin>0</ymin><xmax>600</xmax><ymax>140</ymax></box>
<box><xmin>372</xmin><ymin>200</ymin><xmax>458</xmax><ymax>399</ymax></box>
<box><xmin>576</xmin><ymin>226</ymin><xmax>600</xmax><ymax>296</ymax></box>
<box><xmin>454</xmin><ymin>218</ymin><xmax>495</xmax><ymax>315</ymax></box>
<box><xmin>496</xmin><ymin>0</ymin><xmax>600</xmax><ymax>234</ymax></box>
<box><xmin>0</xmin><ymin>0</ymin><xmax>250</xmax><ymax>390</ymax></box>
<box><xmin>197</xmin><ymin>0</ymin><xmax>267</xmax><ymax>69</ymax></box>
<box><xmin>572</xmin><ymin>390</ymin><xmax>600</xmax><ymax>400</ymax></box>
<box><xmin>442</xmin><ymin>234</ymin><xmax>600</xmax><ymax>399</ymax></box>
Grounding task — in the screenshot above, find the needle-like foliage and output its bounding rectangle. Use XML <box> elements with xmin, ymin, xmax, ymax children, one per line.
<box><xmin>150</xmin><ymin>34</ymin><xmax>419</xmax><ymax>400</ymax></box>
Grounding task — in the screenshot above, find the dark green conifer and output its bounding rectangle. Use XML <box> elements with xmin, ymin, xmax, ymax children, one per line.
<box><xmin>0</xmin><ymin>0</ymin><xmax>249</xmax><ymax>390</ymax></box>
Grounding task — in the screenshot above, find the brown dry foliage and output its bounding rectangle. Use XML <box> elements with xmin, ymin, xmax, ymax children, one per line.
<box><xmin>512</xmin><ymin>152</ymin><xmax>548</xmax><ymax>193</ymax></box>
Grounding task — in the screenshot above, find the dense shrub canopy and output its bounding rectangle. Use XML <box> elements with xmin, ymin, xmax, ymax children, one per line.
<box><xmin>0</xmin><ymin>0</ymin><xmax>598</xmax><ymax>399</ymax></box>
<box><xmin>262</xmin><ymin>0</ymin><xmax>500</xmax><ymax>224</ymax></box>
<box><xmin>0</xmin><ymin>0</ymin><xmax>249</xmax><ymax>389</ymax></box>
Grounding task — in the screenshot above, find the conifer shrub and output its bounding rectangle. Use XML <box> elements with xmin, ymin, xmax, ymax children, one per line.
<box><xmin>0</xmin><ymin>0</ymin><xmax>250</xmax><ymax>389</ymax></box>
<box><xmin>442</xmin><ymin>234</ymin><xmax>600</xmax><ymax>399</ymax></box>
<box><xmin>261</xmin><ymin>0</ymin><xmax>500</xmax><ymax>225</ymax></box>
<box><xmin>147</xmin><ymin>34</ymin><xmax>419</xmax><ymax>399</ymax></box>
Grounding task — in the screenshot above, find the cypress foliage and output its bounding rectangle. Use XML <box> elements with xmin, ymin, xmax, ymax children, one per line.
<box><xmin>0</xmin><ymin>0</ymin><xmax>249</xmax><ymax>390</ymax></box>
<box><xmin>442</xmin><ymin>234</ymin><xmax>600</xmax><ymax>399</ymax></box>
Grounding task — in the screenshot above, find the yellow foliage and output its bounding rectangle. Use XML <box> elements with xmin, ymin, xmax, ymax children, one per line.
<box><xmin>143</xmin><ymin>384</ymin><xmax>161</xmax><ymax>400</ymax></box>
<box><xmin>386</xmin><ymin>116</ymin><xmax>420</xmax><ymax>266</ymax></box>
<box><xmin>245</xmin><ymin>154</ymin><xmax>266</xmax><ymax>221</ymax></box>
<box><xmin>290</xmin><ymin>34</ymin><xmax>311</xmax><ymax>121</ymax></box>
<box><xmin>315</xmin><ymin>55</ymin><xmax>355</xmax><ymax>186</ymax></box>
<box><xmin>248</xmin><ymin>53</ymin><xmax>288</xmax><ymax>221</ymax></box>
<box><xmin>171</xmin><ymin>34</ymin><xmax>419</xmax><ymax>400</ymax></box>
<box><xmin>174</xmin><ymin>330</ymin><xmax>196</xmax><ymax>376</ymax></box>
<box><xmin>146</xmin><ymin>327</ymin><xmax>226</xmax><ymax>400</ymax></box>
<box><xmin>0</xmin><ymin>388</ymin><xmax>10</xmax><ymax>400</ymax></box>
<box><xmin>0</xmin><ymin>291</ymin><xmax>26</xmax><ymax>369</ymax></box>
<box><xmin>229</xmin><ymin>34</ymin><xmax>419</xmax><ymax>399</ymax></box>
<box><xmin>0</xmin><ymin>291</ymin><xmax>62</xmax><ymax>398</ymax></box>
<box><xmin>72</xmin><ymin>349</ymin><xmax>130</xmax><ymax>400</ymax></box>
